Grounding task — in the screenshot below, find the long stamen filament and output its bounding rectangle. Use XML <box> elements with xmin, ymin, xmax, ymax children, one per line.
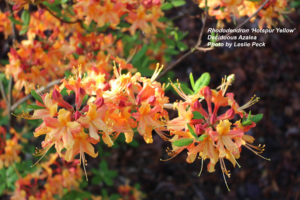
<box><xmin>244</xmin><ymin>144</ymin><xmax>271</xmax><ymax>161</ymax></box>
<box><xmin>198</xmin><ymin>158</ymin><xmax>204</xmax><ymax>177</ymax></box>
<box><xmin>220</xmin><ymin>158</ymin><xmax>231</xmax><ymax>191</ymax></box>
<box><xmin>238</xmin><ymin>95</ymin><xmax>260</xmax><ymax>111</ymax></box>
<box><xmin>80</xmin><ymin>147</ymin><xmax>88</xmax><ymax>181</ymax></box>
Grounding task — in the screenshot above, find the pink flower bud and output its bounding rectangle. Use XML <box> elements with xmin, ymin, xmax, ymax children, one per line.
<box><xmin>193</xmin><ymin>101</ymin><xmax>201</xmax><ymax>110</ymax></box>
<box><xmin>52</xmin><ymin>89</ymin><xmax>62</xmax><ymax>100</ymax></box>
<box><xmin>217</xmin><ymin>108</ymin><xmax>235</xmax><ymax>121</ymax></box>
<box><xmin>203</xmin><ymin>86</ymin><xmax>212</xmax><ymax>101</ymax></box>
<box><xmin>74</xmin><ymin>111</ymin><xmax>81</xmax><ymax>120</ymax></box>
<box><xmin>95</xmin><ymin>97</ymin><xmax>104</xmax><ymax>108</ymax></box>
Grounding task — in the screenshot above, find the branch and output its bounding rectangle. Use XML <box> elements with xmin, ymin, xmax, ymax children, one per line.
<box><xmin>39</xmin><ymin>4</ymin><xmax>82</xmax><ymax>25</ymax></box>
<box><xmin>0</xmin><ymin>81</ymin><xmax>7</xmax><ymax>105</ymax></box>
<box><xmin>158</xmin><ymin>9</ymin><xmax>209</xmax><ymax>79</ymax></box>
<box><xmin>7</xmin><ymin>76</ymin><xmax>12</xmax><ymax>130</ymax></box>
<box><xmin>226</xmin><ymin>0</ymin><xmax>270</xmax><ymax>35</ymax></box>
<box><xmin>158</xmin><ymin>0</ymin><xmax>270</xmax><ymax>79</ymax></box>
<box><xmin>11</xmin><ymin>79</ymin><xmax>61</xmax><ymax>111</ymax></box>
<box><xmin>5</xmin><ymin>1</ymin><xmax>17</xmax><ymax>129</ymax></box>
<box><xmin>195</xmin><ymin>0</ymin><xmax>208</xmax><ymax>48</ymax></box>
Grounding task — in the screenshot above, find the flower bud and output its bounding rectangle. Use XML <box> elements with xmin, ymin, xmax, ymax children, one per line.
<box><xmin>74</xmin><ymin>111</ymin><xmax>81</xmax><ymax>120</ymax></box>
<box><xmin>95</xmin><ymin>97</ymin><xmax>104</xmax><ymax>108</ymax></box>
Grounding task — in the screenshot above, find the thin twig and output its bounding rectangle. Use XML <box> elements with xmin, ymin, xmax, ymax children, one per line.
<box><xmin>195</xmin><ymin>0</ymin><xmax>208</xmax><ymax>48</ymax></box>
<box><xmin>158</xmin><ymin>1</ymin><xmax>209</xmax><ymax>79</ymax></box>
<box><xmin>39</xmin><ymin>4</ymin><xmax>81</xmax><ymax>25</ymax></box>
<box><xmin>225</xmin><ymin>0</ymin><xmax>270</xmax><ymax>36</ymax></box>
<box><xmin>158</xmin><ymin>0</ymin><xmax>270</xmax><ymax>79</ymax></box>
<box><xmin>157</xmin><ymin>12</ymin><xmax>207</xmax><ymax>79</ymax></box>
<box><xmin>158</xmin><ymin>50</ymin><xmax>194</xmax><ymax>79</ymax></box>
<box><xmin>0</xmin><ymin>81</ymin><xmax>7</xmax><ymax>104</ymax></box>
<box><xmin>7</xmin><ymin>76</ymin><xmax>12</xmax><ymax>130</ymax></box>
<box><xmin>11</xmin><ymin>79</ymin><xmax>61</xmax><ymax>111</ymax></box>
<box><xmin>209</xmin><ymin>0</ymin><xmax>270</xmax><ymax>45</ymax></box>
<box><xmin>5</xmin><ymin>2</ymin><xmax>17</xmax><ymax>130</ymax></box>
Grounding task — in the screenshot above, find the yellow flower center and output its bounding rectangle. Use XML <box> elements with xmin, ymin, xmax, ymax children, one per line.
<box><xmin>216</xmin><ymin>120</ymin><xmax>232</xmax><ymax>135</ymax></box>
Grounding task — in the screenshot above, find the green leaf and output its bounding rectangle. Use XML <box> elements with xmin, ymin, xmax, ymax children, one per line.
<box><xmin>187</xmin><ymin>124</ymin><xmax>197</xmax><ymax>138</ymax></box>
<box><xmin>194</xmin><ymin>72</ymin><xmax>211</xmax><ymax>93</ymax></box>
<box><xmin>0</xmin><ymin>74</ymin><xmax>5</xmax><ymax>83</ymax></box>
<box><xmin>161</xmin><ymin>2</ymin><xmax>173</xmax><ymax>10</ymax></box>
<box><xmin>291</xmin><ymin>1</ymin><xmax>300</xmax><ymax>8</ymax></box>
<box><xmin>27</xmin><ymin>104</ymin><xmax>45</xmax><ymax>110</ymax></box>
<box><xmin>192</xmin><ymin>111</ymin><xmax>205</xmax><ymax>120</ymax></box>
<box><xmin>171</xmin><ymin>0</ymin><xmax>186</xmax><ymax>7</ymax></box>
<box><xmin>0</xmin><ymin>115</ymin><xmax>9</xmax><ymax>126</ymax></box>
<box><xmin>0</xmin><ymin>183</ymin><xmax>5</xmax><ymax>195</ymax></box>
<box><xmin>249</xmin><ymin>113</ymin><xmax>263</xmax><ymax>123</ymax></box>
<box><xmin>19</xmin><ymin>26</ymin><xmax>29</xmax><ymax>35</ymax></box>
<box><xmin>242</xmin><ymin>111</ymin><xmax>252</xmax><ymax>126</ymax></box>
<box><xmin>189</xmin><ymin>73</ymin><xmax>195</xmax><ymax>90</ymax></box>
<box><xmin>62</xmin><ymin>190</ymin><xmax>91</xmax><ymax>200</ymax></box>
<box><xmin>177</xmin><ymin>41</ymin><xmax>188</xmax><ymax>51</ymax></box>
<box><xmin>131</xmin><ymin>45</ymin><xmax>148</xmax><ymax>67</ymax></box>
<box><xmin>21</xmin><ymin>10</ymin><xmax>30</xmax><ymax>26</ymax></box>
<box><xmin>8</xmin><ymin>16</ymin><xmax>23</xmax><ymax>25</ymax></box>
<box><xmin>242</xmin><ymin>111</ymin><xmax>263</xmax><ymax>126</ymax></box>
<box><xmin>60</xmin><ymin>87</ymin><xmax>69</xmax><ymax>96</ymax></box>
<box><xmin>172</xmin><ymin>138</ymin><xmax>194</xmax><ymax>147</ymax></box>
<box><xmin>197</xmin><ymin>134</ymin><xmax>207</xmax><ymax>141</ymax></box>
<box><xmin>180</xmin><ymin>83</ymin><xmax>193</xmax><ymax>95</ymax></box>
<box><xmin>30</xmin><ymin>90</ymin><xmax>43</xmax><ymax>104</ymax></box>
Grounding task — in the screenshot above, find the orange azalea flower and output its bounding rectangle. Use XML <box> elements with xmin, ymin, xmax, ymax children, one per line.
<box><xmin>167</xmin><ymin>102</ymin><xmax>193</xmax><ymax>132</ymax></box>
<box><xmin>32</xmin><ymin>93</ymin><xmax>58</xmax><ymax>119</ymax></box>
<box><xmin>166</xmin><ymin>75</ymin><xmax>267</xmax><ymax>190</ymax></box>
<box><xmin>109</xmin><ymin>107</ymin><xmax>137</xmax><ymax>143</ymax></box>
<box><xmin>12</xmin><ymin>154</ymin><xmax>82</xmax><ymax>200</ymax></box>
<box><xmin>126</xmin><ymin>5</ymin><xmax>152</xmax><ymax>35</ymax></box>
<box><xmin>0</xmin><ymin>129</ymin><xmax>22</xmax><ymax>169</ymax></box>
<box><xmin>132</xmin><ymin>102</ymin><xmax>165</xmax><ymax>143</ymax></box>
<box><xmin>0</xmin><ymin>12</ymin><xmax>13</xmax><ymax>39</ymax></box>
<box><xmin>35</xmin><ymin>109</ymin><xmax>81</xmax><ymax>158</ymax></box>
<box><xmin>65</xmin><ymin>131</ymin><xmax>98</xmax><ymax>179</ymax></box>
<box><xmin>78</xmin><ymin>102</ymin><xmax>114</xmax><ymax>146</ymax></box>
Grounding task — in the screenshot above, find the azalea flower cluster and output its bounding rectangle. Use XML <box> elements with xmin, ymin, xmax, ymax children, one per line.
<box><xmin>166</xmin><ymin>75</ymin><xmax>267</xmax><ymax>190</ymax></box>
<box><xmin>74</xmin><ymin>0</ymin><xmax>164</xmax><ymax>35</ymax></box>
<box><xmin>0</xmin><ymin>127</ymin><xmax>22</xmax><ymax>169</ymax></box>
<box><xmin>26</xmin><ymin>64</ymin><xmax>267</xmax><ymax>190</ymax></box>
<box><xmin>2</xmin><ymin>0</ymin><xmax>169</xmax><ymax>96</ymax></box>
<box><xmin>196</xmin><ymin>0</ymin><xmax>290</xmax><ymax>28</ymax></box>
<box><xmin>30</xmin><ymin>65</ymin><xmax>168</xmax><ymax>177</ymax></box>
<box><xmin>11</xmin><ymin>154</ymin><xmax>82</xmax><ymax>200</ymax></box>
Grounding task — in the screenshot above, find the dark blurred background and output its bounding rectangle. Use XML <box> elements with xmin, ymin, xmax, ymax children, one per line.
<box><xmin>107</xmin><ymin>2</ymin><xmax>300</xmax><ymax>200</ymax></box>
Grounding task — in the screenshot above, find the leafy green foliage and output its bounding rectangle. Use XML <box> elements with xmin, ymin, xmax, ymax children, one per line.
<box><xmin>193</xmin><ymin>72</ymin><xmax>210</xmax><ymax>93</ymax></box>
<box><xmin>91</xmin><ymin>160</ymin><xmax>118</xmax><ymax>186</ymax></box>
<box><xmin>20</xmin><ymin>9</ymin><xmax>30</xmax><ymax>35</ymax></box>
<box><xmin>62</xmin><ymin>190</ymin><xmax>92</xmax><ymax>200</ymax></box>
<box><xmin>30</xmin><ymin>90</ymin><xmax>43</xmax><ymax>104</ymax></box>
<box><xmin>0</xmin><ymin>161</ymin><xmax>37</xmax><ymax>195</ymax></box>
<box><xmin>192</xmin><ymin>111</ymin><xmax>205</xmax><ymax>120</ymax></box>
<box><xmin>161</xmin><ymin>0</ymin><xmax>186</xmax><ymax>10</ymax></box>
<box><xmin>242</xmin><ymin>112</ymin><xmax>263</xmax><ymax>126</ymax></box>
<box><xmin>172</xmin><ymin>138</ymin><xmax>194</xmax><ymax>147</ymax></box>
